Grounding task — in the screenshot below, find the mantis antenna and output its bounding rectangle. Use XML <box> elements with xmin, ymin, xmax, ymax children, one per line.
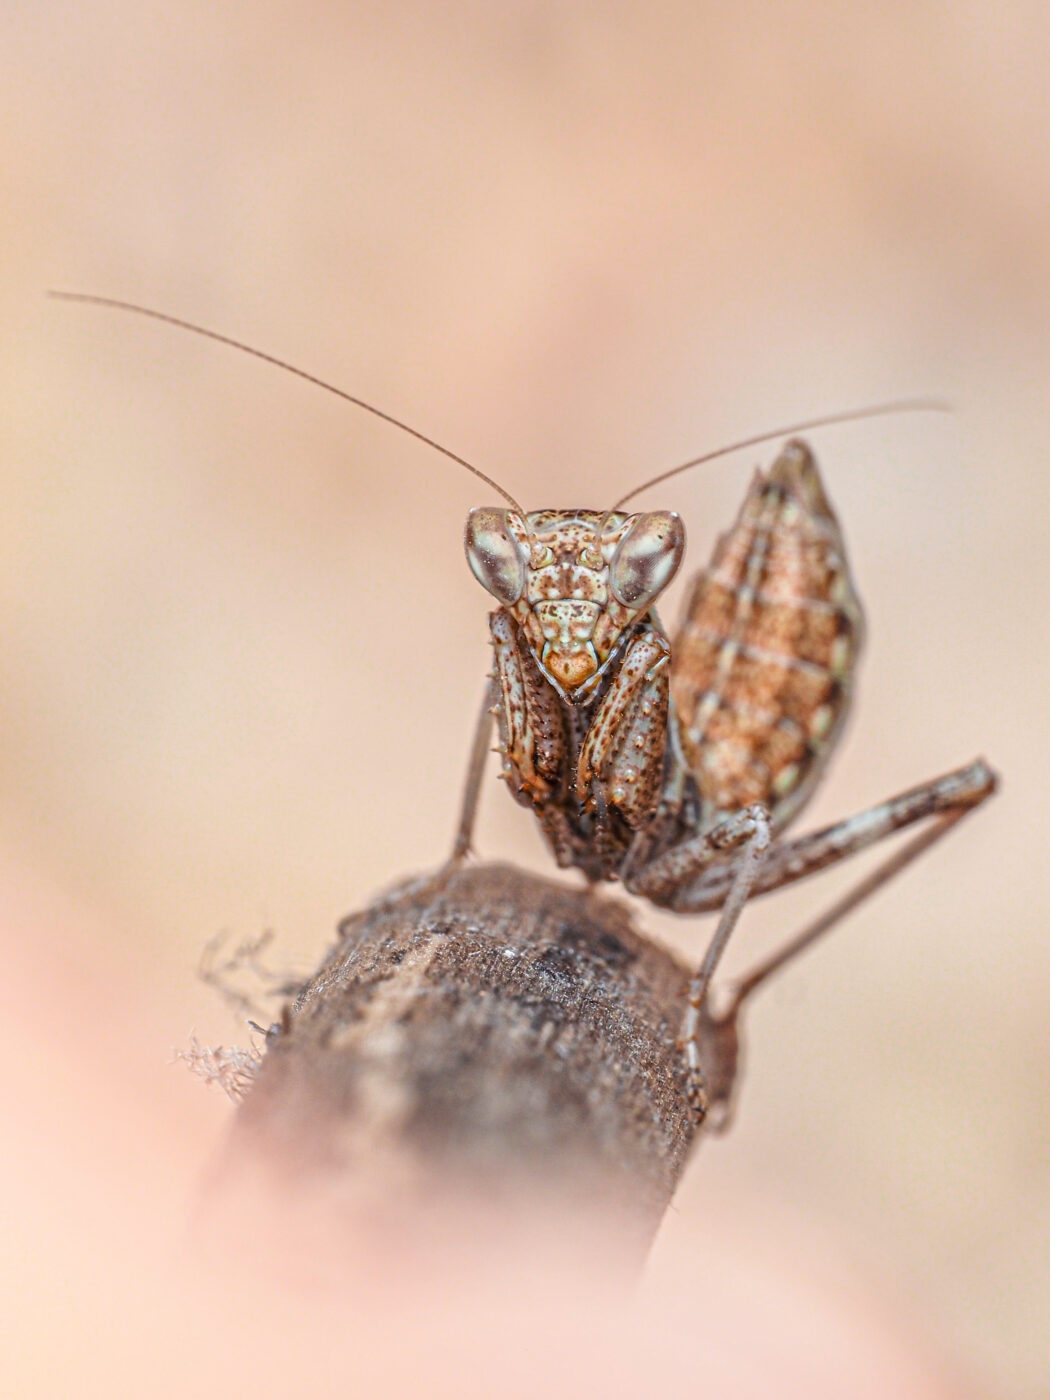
<box><xmin>611</xmin><ymin>398</ymin><xmax>950</xmax><ymax>509</ymax></box>
<box><xmin>50</xmin><ymin>292</ymin><xmax>947</xmax><ymax>521</ymax></box>
<box><xmin>48</xmin><ymin>290</ymin><xmax>526</xmax><ymax>515</ymax></box>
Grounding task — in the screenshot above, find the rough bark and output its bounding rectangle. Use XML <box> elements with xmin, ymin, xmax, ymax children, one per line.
<box><xmin>219</xmin><ymin>862</ymin><xmax>740</xmax><ymax>1250</ymax></box>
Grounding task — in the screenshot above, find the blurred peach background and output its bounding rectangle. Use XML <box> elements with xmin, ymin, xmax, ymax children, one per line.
<box><xmin>2</xmin><ymin>3</ymin><xmax>1047</xmax><ymax>1396</ymax></box>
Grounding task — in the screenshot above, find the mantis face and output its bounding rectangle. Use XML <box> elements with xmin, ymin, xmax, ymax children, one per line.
<box><xmin>465</xmin><ymin>507</ymin><xmax>684</xmax><ymax>699</ymax></box>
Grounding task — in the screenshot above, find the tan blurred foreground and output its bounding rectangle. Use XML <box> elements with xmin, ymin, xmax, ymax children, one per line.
<box><xmin>3</xmin><ymin>841</ymin><xmax>968</xmax><ymax>1400</ymax></box>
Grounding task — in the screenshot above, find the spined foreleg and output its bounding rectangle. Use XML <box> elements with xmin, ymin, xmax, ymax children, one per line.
<box><xmin>485</xmin><ymin>607</ymin><xmax>587</xmax><ymax>869</ymax></box>
<box><xmin>575</xmin><ymin>629</ymin><xmax>671</xmax><ymax>838</ymax></box>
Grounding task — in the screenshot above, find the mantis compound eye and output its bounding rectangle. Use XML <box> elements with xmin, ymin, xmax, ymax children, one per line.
<box><xmin>608</xmin><ymin>511</ymin><xmax>685</xmax><ymax>609</ymax></box>
<box><xmin>465</xmin><ymin>508</ymin><xmax>529</xmax><ymax>605</ymax></box>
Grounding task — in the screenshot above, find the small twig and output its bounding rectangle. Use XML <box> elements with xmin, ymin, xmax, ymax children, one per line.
<box><xmin>198</xmin><ymin>927</ymin><xmax>304</xmax><ymax>1024</ymax></box>
<box><xmin>175</xmin><ymin>1034</ymin><xmax>263</xmax><ymax>1102</ymax></box>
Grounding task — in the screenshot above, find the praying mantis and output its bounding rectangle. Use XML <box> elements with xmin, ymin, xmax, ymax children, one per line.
<box><xmin>52</xmin><ymin>291</ymin><xmax>997</xmax><ymax>1121</ymax></box>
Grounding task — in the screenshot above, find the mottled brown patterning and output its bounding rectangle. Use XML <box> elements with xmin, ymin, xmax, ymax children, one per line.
<box><xmin>672</xmin><ymin>441</ymin><xmax>863</xmax><ymax>831</ymax></box>
<box><xmin>460</xmin><ymin>437</ymin><xmax>995</xmax><ymax>1122</ymax></box>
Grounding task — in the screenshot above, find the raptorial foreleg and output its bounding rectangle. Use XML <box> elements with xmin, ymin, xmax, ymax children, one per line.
<box><xmin>576</xmin><ymin>628</ymin><xmax>671</xmax><ymax>834</ymax></box>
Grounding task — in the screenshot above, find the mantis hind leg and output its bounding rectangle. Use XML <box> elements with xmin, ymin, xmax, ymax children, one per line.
<box><xmin>628</xmin><ymin>758</ymin><xmax>996</xmax><ymax>1124</ymax></box>
<box><xmin>664</xmin><ymin>759</ymin><xmax>996</xmax><ymax>912</ymax></box>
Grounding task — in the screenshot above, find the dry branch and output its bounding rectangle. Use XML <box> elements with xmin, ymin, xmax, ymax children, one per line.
<box><xmin>216</xmin><ymin>862</ymin><xmax>740</xmax><ymax>1251</ymax></box>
